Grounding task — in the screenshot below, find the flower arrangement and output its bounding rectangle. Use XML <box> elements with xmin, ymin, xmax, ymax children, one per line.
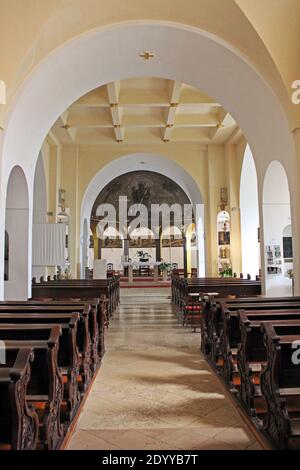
<box><xmin>160</xmin><ymin>262</ymin><xmax>172</xmax><ymax>272</ymax></box>
<box><xmin>219</xmin><ymin>263</ymin><xmax>233</xmax><ymax>278</ymax></box>
<box><xmin>137</xmin><ymin>250</ymin><xmax>152</xmax><ymax>261</ymax></box>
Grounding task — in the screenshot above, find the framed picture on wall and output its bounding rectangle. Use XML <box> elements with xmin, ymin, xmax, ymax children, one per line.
<box><xmin>283</xmin><ymin>236</ymin><xmax>293</xmax><ymax>259</ymax></box>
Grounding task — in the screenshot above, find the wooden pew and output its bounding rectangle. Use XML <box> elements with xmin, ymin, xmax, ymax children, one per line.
<box><xmin>0</xmin><ymin>347</ymin><xmax>39</xmax><ymax>450</ymax></box>
<box><xmin>0</xmin><ymin>305</ymin><xmax>93</xmax><ymax>390</ymax></box>
<box><xmin>202</xmin><ymin>297</ymin><xmax>300</xmax><ymax>368</ymax></box>
<box><xmin>260</xmin><ymin>322</ymin><xmax>300</xmax><ymax>449</ymax></box>
<box><xmin>219</xmin><ymin>301</ymin><xmax>300</xmax><ymax>386</ymax></box>
<box><xmin>171</xmin><ymin>276</ymin><xmax>262</xmax><ymax>310</ymax></box>
<box><xmin>0</xmin><ymin>325</ymin><xmax>64</xmax><ymax>450</ymax></box>
<box><xmin>237</xmin><ymin>311</ymin><xmax>300</xmax><ymax>418</ymax></box>
<box><xmin>0</xmin><ymin>313</ymin><xmax>81</xmax><ymax>422</ymax></box>
<box><xmin>203</xmin><ymin>294</ymin><xmax>300</xmax><ymax>354</ymax></box>
<box><xmin>0</xmin><ymin>299</ymin><xmax>107</xmax><ymax>358</ymax></box>
<box><xmin>31</xmin><ymin>277</ymin><xmax>120</xmax><ymax>317</ymax></box>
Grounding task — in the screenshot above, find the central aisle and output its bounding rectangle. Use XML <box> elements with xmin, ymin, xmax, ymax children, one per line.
<box><xmin>67</xmin><ymin>290</ymin><xmax>262</xmax><ymax>450</ymax></box>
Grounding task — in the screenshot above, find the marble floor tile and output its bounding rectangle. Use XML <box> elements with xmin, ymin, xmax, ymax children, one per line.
<box><xmin>67</xmin><ymin>294</ymin><xmax>262</xmax><ymax>450</ymax></box>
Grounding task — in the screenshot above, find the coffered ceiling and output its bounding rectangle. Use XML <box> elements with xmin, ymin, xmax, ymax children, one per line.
<box><xmin>50</xmin><ymin>77</ymin><xmax>242</xmax><ymax>145</ymax></box>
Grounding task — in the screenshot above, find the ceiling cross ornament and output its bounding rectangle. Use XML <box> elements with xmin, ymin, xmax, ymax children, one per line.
<box><xmin>139</xmin><ymin>51</ymin><xmax>155</xmax><ymax>60</ymax></box>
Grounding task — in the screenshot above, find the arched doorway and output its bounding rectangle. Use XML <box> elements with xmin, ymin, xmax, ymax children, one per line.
<box><xmin>4</xmin><ymin>166</ymin><xmax>29</xmax><ymax>300</ymax></box>
<box><xmin>263</xmin><ymin>161</ymin><xmax>293</xmax><ymax>296</ymax></box>
<box><xmin>82</xmin><ymin>154</ymin><xmax>205</xmax><ymax>277</ymax></box>
<box><xmin>240</xmin><ymin>144</ymin><xmax>260</xmax><ymax>279</ymax></box>
<box><xmin>32</xmin><ymin>152</ymin><xmax>48</xmax><ymax>280</ymax></box>
<box><xmin>88</xmin><ymin>168</ymin><xmax>200</xmax><ymax>276</ymax></box>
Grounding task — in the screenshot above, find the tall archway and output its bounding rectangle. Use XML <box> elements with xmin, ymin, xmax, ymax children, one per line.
<box><xmin>240</xmin><ymin>144</ymin><xmax>260</xmax><ymax>279</ymax></box>
<box><xmin>263</xmin><ymin>161</ymin><xmax>293</xmax><ymax>296</ymax></box>
<box><xmin>0</xmin><ymin>21</ymin><xmax>297</xmax><ymax>295</ymax></box>
<box><xmin>32</xmin><ymin>152</ymin><xmax>48</xmax><ymax>279</ymax></box>
<box><xmin>87</xmin><ymin>166</ymin><xmax>203</xmax><ymax>275</ymax></box>
<box><xmin>4</xmin><ymin>166</ymin><xmax>29</xmax><ymax>300</ymax></box>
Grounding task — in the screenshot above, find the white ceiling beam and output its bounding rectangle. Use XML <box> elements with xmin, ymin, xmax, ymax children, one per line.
<box><xmin>226</xmin><ymin>127</ymin><xmax>243</xmax><ymax>145</ymax></box>
<box><xmin>210</xmin><ymin>109</ymin><xmax>236</xmax><ymax>140</ymax></box>
<box><xmin>52</xmin><ymin>112</ymin><xmax>77</xmax><ymax>144</ymax></box>
<box><xmin>107</xmin><ymin>82</ymin><xmax>124</xmax><ymax>142</ymax></box>
<box><xmin>162</xmin><ymin>81</ymin><xmax>182</xmax><ymax>142</ymax></box>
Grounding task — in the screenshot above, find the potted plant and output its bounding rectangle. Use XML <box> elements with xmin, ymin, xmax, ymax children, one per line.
<box><xmin>160</xmin><ymin>261</ymin><xmax>171</xmax><ymax>281</ymax></box>
<box><xmin>137</xmin><ymin>250</ymin><xmax>152</xmax><ymax>262</ymax></box>
<box><xmin>219</xmin><ymin>263</ymin><xmax>233</xmax><ymax>278</ymax></box>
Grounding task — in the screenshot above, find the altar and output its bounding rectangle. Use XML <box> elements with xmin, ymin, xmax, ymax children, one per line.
<box><xmin>121</xmin><ymin>261</ymin><xmax>161</xmax><ymax>283</ymax></box>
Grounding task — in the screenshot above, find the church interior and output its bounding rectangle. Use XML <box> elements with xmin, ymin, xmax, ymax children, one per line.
<box><xmin>0</xmin><ymin>0</ymin><xmax>300</xmax><ymax>453</ymax></box>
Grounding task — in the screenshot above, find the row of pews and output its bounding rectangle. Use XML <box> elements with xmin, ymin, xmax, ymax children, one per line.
<box><xmin>171</xmin><ymin>273</ymin><xmax>262</xmax><ymax>311</ymax></box>
<box><xmin>0</xmin><ymin>277</ymin><xmax>120</xmax><ymax>450</ymax></box>
<box><xmin>201</xmin><ymin>295</ymin><xmax>300</xmax><ymax>449</ymax></box>
<box><xmin>32</xmin><ymin>276</ymin><xmax>120</xmax><ymax>318</ymax></box>
<box><xmin>172</xmin><ymin>273</ymin><xmax>300</xmax><ymax>449</ymax></box>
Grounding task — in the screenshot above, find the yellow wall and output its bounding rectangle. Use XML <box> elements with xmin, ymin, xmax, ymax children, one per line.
<box><xmin>40</xmin><ymin>141</ymin><xmax>245</xmax><ymax>278</ymax></box>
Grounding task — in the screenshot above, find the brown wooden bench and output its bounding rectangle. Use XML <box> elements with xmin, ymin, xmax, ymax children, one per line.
<box><xmin>219</xmin><ymin>301</ymin><xmax>300</xmax><ymax>386</ymax></box>
<box><xmin>0</xmin><ymin>313</ymin><xmax>81</xmax><ymax>422</ymax></box>
<box><xmin>260</xmin><ymin>321</ymin><xmax>300</xmax><ymax>449</ymax></box>
<box><xmin>0</xmin><ymin>325</ymin><xmax>63</xmax><ymax>450</ymax></box>
<box><xmin>32</xmin><ymin>277</ymin><xmax>120</xmax><ymax>316</ymax></box>
<box><xmin>171</xmin><ymin>275</ymin><xmax>261</xmax><ymax>310</ymax></box>
<box><xmin>0</xmin><ymin>347</ymin><xmax>39</xmax><ymax>450</ymax></box>
<box><xmin>1</xmin><ymin>299</ymin><xmax>108</xmax><ymax>358</ymax></box>
<box><xmin>237</xmin><ymin>311</ymin><xmax>300</xmax><ymax>419</ymax></box>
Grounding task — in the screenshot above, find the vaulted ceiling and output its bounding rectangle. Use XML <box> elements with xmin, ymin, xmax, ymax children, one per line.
<box><xmin>50</xmin><ymin>77</ymin><xmax>241</xmax><ymax>146</ymax></box>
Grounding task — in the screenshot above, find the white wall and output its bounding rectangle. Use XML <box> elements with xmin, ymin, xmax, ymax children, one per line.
<box><xmin>101</xmin><ymin>248</ymin><xmax>124</xmax><ymax>271</ymax></box>
<box><xmin>161</xmin><ymin>247</ymin><xmax>184</xmax><ymax>268</ymax></box>
<box><xmin>240</xmin><ymin>145</ymin><xmax>260</xmax><ymax>279</ymax></box>
<box><xmin>5</xmin><ymin>167</ymin><xmax>29</xmax><ymax>300</ymax></box>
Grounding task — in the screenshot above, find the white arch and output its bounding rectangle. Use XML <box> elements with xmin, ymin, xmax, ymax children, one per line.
<box><xmin>0</xmin><ymin>21</ymin><xmax>297</xmax><ymax>294</ymax></box>
<box><xmin>81</xmin><ymin>152</ymin><xmax>205</xmax><ymax>274</ymax></box>
<box><xmin>263</xmin><ymin>160</ymin><xmax>292</xmax><ymax>296</ymax></box>
<box><xmin>129</xmin><ymin>227</ymin><xmax>155</xmax><ymax>239</ymax></box>
<box><xmin>5</xmin><ymin>166</ymin><xmax>30</xmax><ymax>300</ymax></box>
<box><xmin>240</xmin><ymin>145</ymin><xmax>260</xmax><ymax>279</ymax></box>
<box><xmin>32</xmin><ymin>152</ymin><xmax>48</xmax><ymax>279</ymax></box>
<box><xmin>81</xmin><ymin>153</ymin><xmax>203</xmax><ymax>224</ymax></box>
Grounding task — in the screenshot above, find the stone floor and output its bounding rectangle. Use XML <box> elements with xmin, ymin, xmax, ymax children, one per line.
<box><xmin>67</xmin><ymin>293</ymin><xmax>263</xmax><ymax>450</ymax></box>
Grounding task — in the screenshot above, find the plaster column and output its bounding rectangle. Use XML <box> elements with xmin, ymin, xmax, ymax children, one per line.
<box><xmin>124</xmin><ymin>239</ymin><xmax>129</xmax><ymax>257</ymax></box>
<box><xmin>207</xmin><ymin>145</ymin><xmax>227</xmax><ymax>276</ymax></box>
<box><xmin>291</xmin><ymin>128</ymin><xmax>300</xmax><ymax>295</ymax></box>
<box><xmin>61</xmin><ymin>145</ymin><xmax>79</xmax><ymax>278</ymax></box>
<box><xmin>225</xmin><ymin>144</ymin><xmax>242</xmax><ymax>276</ymax></box>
